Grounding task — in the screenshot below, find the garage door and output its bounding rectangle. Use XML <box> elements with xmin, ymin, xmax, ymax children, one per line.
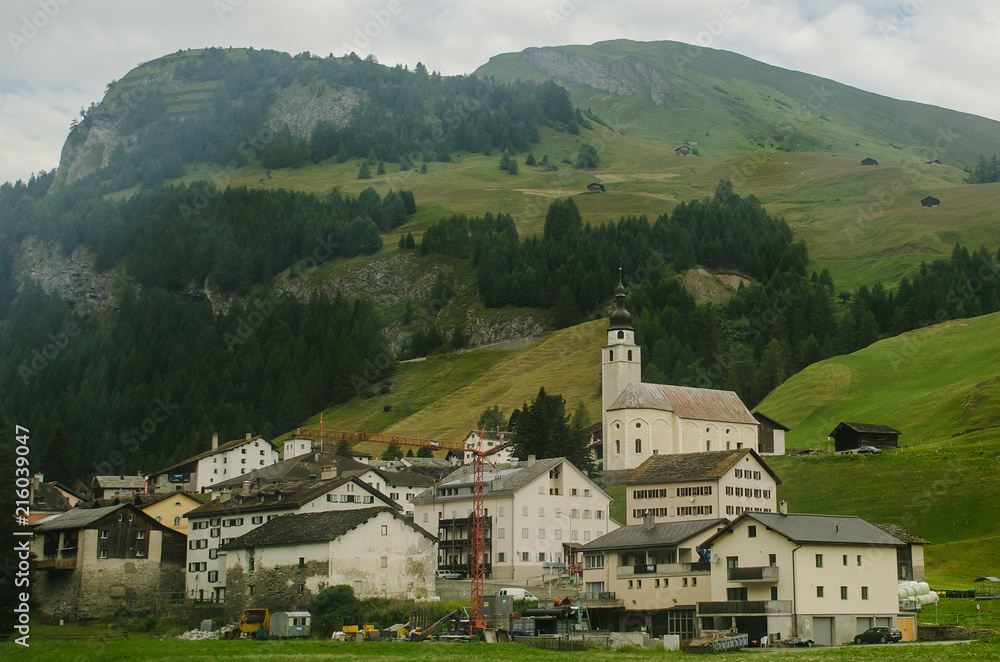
<box><xmin>856</xmin><ymin>617</ymin><xmax>873</xmax><ymax>634</ymax></box>
<box><xmin>875</xmin><ymin>617</ymin><xmax>893</xmax><ymax>628</ymax></box>
<box><xmin>813</xmin><ymin>617</ymin><xmax>834</xmax><ymax>646</ymax></box>
<box><xmin>898</xmin><ymin>616</ymin><xmax>915</xmax><ymax>641</ymax></box>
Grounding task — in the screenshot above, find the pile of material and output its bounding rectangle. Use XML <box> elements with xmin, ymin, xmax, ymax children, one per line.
<box><xmin>176</xmin><ymin>628</ymin><xmax>219</xmax><ymax>640</ymax></box>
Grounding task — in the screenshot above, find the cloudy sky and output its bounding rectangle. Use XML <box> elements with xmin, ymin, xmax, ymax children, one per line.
<box><xmin>2</xmin><ymin>0</ymin><xmax>999</xmax><ymax>184</ymax></box>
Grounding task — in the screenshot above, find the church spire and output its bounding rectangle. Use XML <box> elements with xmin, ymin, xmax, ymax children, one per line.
<box><xmin>609</xmin><ymin>268</ymin><xmax>633</xmax><ymax>330</ymax></box>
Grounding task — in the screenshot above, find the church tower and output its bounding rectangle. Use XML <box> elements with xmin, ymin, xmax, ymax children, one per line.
<box><xmin>602</xmin><ymin>272</ymin><xmax>642</xmax><ymax>456</ymax></box>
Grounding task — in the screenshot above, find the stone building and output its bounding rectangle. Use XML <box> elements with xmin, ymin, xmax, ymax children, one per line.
<box><xmin>221</xmin><ymin>506</ymin><xmax>436</xmax><ymax>619</ymax></box>
<box><xmin>31</xmin><ymin>503</ymin><xmax>185</xmax><ymax>620</ymax></box>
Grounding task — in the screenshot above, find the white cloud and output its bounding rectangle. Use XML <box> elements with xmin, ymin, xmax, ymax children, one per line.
<box><xmin>1</xmin><ymin>0</ymin><xmax>999</xmax><ymax>183</ymax></box>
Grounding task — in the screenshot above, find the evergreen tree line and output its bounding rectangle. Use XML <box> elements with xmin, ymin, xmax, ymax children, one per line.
<box><xmin>0</xmin><ymin>284</ymin><xmax>392</xmax><ymax>483</ymax></box>
<box><xmin>0</xmin><ymin>181</ymin><xmax>415</xmax><ymax>297</ymax></box>
<box><xmin>967</xmin><ymin>154</ymin><xmax>1000</xmax><ymax>183</ymax></box>
<box><xmin>80</xmin><ymin>47</ymin><xmax>580</xmax><ymax>190</ymax></box>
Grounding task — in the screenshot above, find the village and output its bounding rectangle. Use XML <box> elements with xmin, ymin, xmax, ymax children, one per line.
<box><xmin>21</xmin><ymin>280</ymin><xmax>948</xmax><ymax>650</ymax></box>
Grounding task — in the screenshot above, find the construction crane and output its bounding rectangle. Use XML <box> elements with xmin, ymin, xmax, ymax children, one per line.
<box><xmin>292</xmin><ymin>426</ymin><xmax>491</xmax><ymax>636</ymax></box>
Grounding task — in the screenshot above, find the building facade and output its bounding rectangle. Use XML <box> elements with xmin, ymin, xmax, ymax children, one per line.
<box><xmin>411</xmin><ymin>457</ymin><xmax>616</xmax><ymax>581</ymax></box>
<box><xmin>148</xmin><ymin>433</ymin><xmax>281</xmax><ymax>494</ymax></box>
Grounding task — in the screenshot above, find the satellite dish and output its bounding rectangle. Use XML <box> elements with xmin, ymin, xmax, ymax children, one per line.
<box><xmin>711</xmin><ymin>554</ymin><xmax>721</xmax><ymax>564</ymax></box>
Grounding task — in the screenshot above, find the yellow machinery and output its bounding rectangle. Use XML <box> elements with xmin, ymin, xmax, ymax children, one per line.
<box><xmin>237</xmin><ymin>609</ymin><xmax>271</xmax><ymax>637</ymax></box>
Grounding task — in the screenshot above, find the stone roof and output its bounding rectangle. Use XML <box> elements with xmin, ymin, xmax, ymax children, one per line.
<box><xmin>31</xmin><ymin>482</ymin><xmax>72</xmax><ymax>513</ymax></box>
<box><xmin>578</xmin><ymin>519</ymin><xmax>726</xmax><ymax>552</ymax></box>
<box><xmin>410</xmin><ymin>457</ymin><xmax>570</xmax><ymax>504</ymax></box>
<box><xmin>184</xmin><ymin>476</ymin><xmax>397</xmax><ymax>518</ymax></box>
<box><xmin>703</xmin><ymin>512</ymin><xmax>905</xmax><ymax>548</ymax></box>
<box><xmin>624</xmin><ymin>449</ymin><xmax>781</xmax><ymax>486</ymax></box>
<box><xmin>873</xmin><ymin>523</ymin><xmax>930</xmax><ymax>545</ymax></box>
<box><xmin>34</xmin><ymin>503</ymin><xmax>136</xmax><ymax>532</ymax></box>
<box><xmin>92</xmin><ymin>475</ymin><xmax>146</xmax><ymax>489</ymax></box>
<box><xmin>829</xmin><ymin>422</ymin><xmax>901</xmax><ymax>436</ymax></box>
<box><xmin>608</xmin><ymin>383</ymin><xmax>758</xmax><ymax>425</ymax></box>
<box><xmin>363</xmin><ymin>466</ymin><xmax>435</xmax><ymax>487</ymax></box>
<box><xmin>221</xmin><ymin>506</ymin><xmax>435</xmax><ymax>549</ymax></box>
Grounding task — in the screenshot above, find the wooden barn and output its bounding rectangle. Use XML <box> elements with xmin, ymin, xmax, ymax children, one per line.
<box><xmin>586</xmin><ymin>182</ymin><xmax>605</xmax><ymax>193</ymax></box>
<box><xmin>752</xmin><ymin>411</ymin><xmax>789</xmax><ymax>455</ymax></box>
<box><xmin>861</xmin><ymin>157</ymin><xmax>878</xmax><ymax>166</ymax></box>
<box><xmin>828</xmin><ymin>421</ymin><xmax>901</xmax><ymax>452</ymax></box>
<box><xmin>921</xmin><ymin>196</ymin><xmax>940</xmax><ymax>207</ymax></box>
<box><xmin>675</xmin><ymin>146</ymin><xmax>691</xmax><ymax>156</ymax></box>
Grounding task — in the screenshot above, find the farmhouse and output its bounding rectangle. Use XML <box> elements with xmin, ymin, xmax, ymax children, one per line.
<box><xmin>221</xmin><ymin>506</ymin><xmax>436</xmax><ymax>619</ymax></box>
<box><xmin>31</xmin><ymin>503</ymin><xmax>186</xmax><ymax>620</ymax></box>
<box><xmin>828</xmin><ymin>421</ymin><xmax>901</xmax><ymax>452</ymax></box>
<box><xmin>698</xmin><ymin>511</ymin><xmax>907</xmax><ymax>646</ymax></box>
<box><xmin>861</xmin><ymin>157</ymin><xmax>878</xmax><ymax>166</ymax></box>
<box><xmin>921</xmin><ymin>196</ymin><xmax>940</xmax><ymax>208</ymax></box>
<box><xmin>91</xmin><ymin>474</ymin><xmax>145</xmax><ymax>500</ymax></box>
<box><xmin>459</xmin><ymin>428</ymin><xmax>515</xmax><ymax>465</ymax></box>
<box><xmin>603</xmin><ymin>278</ymin><xmax>759</xmax><ymax>471</ymax></box>
<box><xmin>624</xmin><ymin>449</ymin><xmax>779</xmax><ymax>525</ymax></box>
<box><xmin>147</xmin><ymin>432</ymin><xmax>281</xmax><ymax>494</ymax></box>
<box><xmin>183</xmin><ymin>475</ymin><xmax>396</xmax><ymax>602</ymax></box>
<box><xmin>586</xmin><ymin>182</ymin><xmax>605</xmax><ymax>192</ymax></box>
<box><xmin>411</xmin><ymin>457</ymin><xmax>615</xmax><ymax>581</ymax></box>
<box><xmin>675</xmin><ymin>146</ymin><xmax>692</xmax><ymax>156</ymax></box>
<box><xmin>578</xmin><ymin>517</ymin><xmax>726</xmax><ymax>637</ymax></box>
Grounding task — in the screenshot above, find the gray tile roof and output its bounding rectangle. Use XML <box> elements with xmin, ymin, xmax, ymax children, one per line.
<box><xmin>34</xmin><ymin>503</ymin><xmax>130</xmax><ymax>532</ymax></box>
<box><xmin>578</xmin><ymin>519</ymin><xmax>727</xmax><ymax>552</ymax></box>
<box><xmin>93</xmin><ymin>475</ymin><xmax>146</xmax><ymax>489</ymax></box>
<box><xmin>703</xmin><ymin>513</ymin><xmax>906</xmax><ymax>547</ymax></box>
<box><xmin>221</xmin><ymin>506</ymin><xmax>435</xmax><ymax>549</ymax></box>
<box><xmin>624</xmin><ymin>449</ymin><xmax>781</xmax><ymax>486</ymax></box>
<box><xmin>829</xmin><ymin>422</ymin><xmax>902</xmax><ymax>436</ymax></box>
<box><xmin>410</xmin><ymin>457</ymin><xmax>566</xmax><ymax>504</ymax></box>
<box><xmin>31</xmin><ymin>482</ymin><xmax>72</xmax><ymax>513</ymax></box>
<box><xmin>150</xmin><ymin>436</ymin><xmax>272</xmax><ymax>476</ymax></box>
<box><xmin>184</xmin><ymin>476</ymin><xmax>397</xmax><ymax>518</ymax></box>
<box><xmin>365</xmin><ymin>466</ymin><xmax>436</xmax><ymax>487</ymax></box>
<box><xmin>608</xmin><ymin>383</ymin><xmax>758</xmax><ymax>425</ymax></box>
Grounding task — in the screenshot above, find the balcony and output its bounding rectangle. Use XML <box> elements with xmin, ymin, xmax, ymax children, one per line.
<box><xmin>35</xmin><ymin>556</ymin><xmax>77</xmax><ymax>570</ymax></box>
<box><xmin>437</xmin><ymin>537</ymin><xmax>492</xmax><ymax>549</ymax></box>
<box><xmin>697</xmin><ymin>600</ymin><xmax>792</xmax><ymax>616</ymax></box>
<box><xmin>575</xmin><ymin>591</ymin><xmax>624</xmax><ymax>608</ymax></box>
<box><xmin>616</xmin><ymin>562</ymin><xmax>711</xmax><ymax>579</ymax></box>
<box><xmin>727</xmin><ymin>566</ymin><xmax>779</xmax><ymax>583</ymax></box>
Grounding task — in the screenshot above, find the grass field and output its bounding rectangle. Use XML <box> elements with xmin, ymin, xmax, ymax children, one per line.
<box><xmin>4</xmin><ymin>633</ymin><xmax>998</xmax><ymax>661</ymax></box>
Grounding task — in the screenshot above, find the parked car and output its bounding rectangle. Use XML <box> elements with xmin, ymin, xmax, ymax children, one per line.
<box><xmin>857</xmin><ymin>446</ymin><xmax>882</xmax><ymax>454</ymax></box>
<box><xmin>497</xmin><ymin>587</ymin><xmax>537</xmax><ymax>600</ymax></box>
<box><xmin>854</xmin><ymin>627</ymin><xmax>901</xmax><ymax>644</ymax></box>
<box><xmin>435</xmin><ymin>569</ymin><xmax>462</xmax><ymax>580</ymax></box>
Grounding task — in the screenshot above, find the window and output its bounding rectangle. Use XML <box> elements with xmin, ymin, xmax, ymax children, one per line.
<box><xmin>727</xmin><ymin>587</ymin><xmax>748</xmax><ymax>600</ymax></box>
<box><xmin>571</xmin><ymin>489</ymin><xmax>578</xmax><ymax>496</ymax></box>
<box><xmin>208</xmin><ymin>571</ymin><xmax>219</xmax><ymax>583</ymax></box>
<box><xmin>99</xmin><ymin>530</ymin><xmax>109</xmax><ymax>539</ymax></box>
<box><xmin>584</xmin><ymin>489</ymin><xmax>591</xmax><ymax>497</ymax></box>
<box><xmin>584</xmin><ymin>531</ymin><xmax>591</xmax><ymax>541</ymax></box>
<box><xmin>520</xmin><ymin>552</ymin><xmax>530</xmax><ymax>562</ymax></box>
<box><xmin>843</xmin><ymin>554</ymin><xmax>848</xmax><ymax>566</ymax></box>
<box><xmin>537</xmin><ymin>552</ymin><xmax>546</xmax><ymax>562</ymax></box>
<box><xmin>815</xmin><ymin>554</ymin><xmax>823</xmax><ymax>568</ymax></box>
<box><xmin>768</xmin><ymin>554</ymin><xmax>776</xmax><ymax>566</ymax></box>
<box><xmin>538</xmin><ymin>486</ymin><xmax>544</xmax><ymax>494</ymax></box>
<box><xmin>210</xmin><ymin>528</ymin><xmax>220</xmax><ymax>538</ymax></box>
<box><xmin>538</xmin><ymin>529</ymin><xmax>545</xmax><ymax>539</ymax></box>
<box><xmin>298</xmin><ymin>584</ymin><xmax>305</xmax><ymax>594</ymax></box>
<box><xmin>596</xmin><ymin>510</ymin><xmax>603</xmax><ymax>519</ymax></box>
<box><xmin>248</xmin><ymin>558</ymin><xmax>255</xmax><ymax>571</ymax></box>
<box><xmin>692</xmin><ymin>577</ymin><xmax>697</xmax><ymax>587</ymax></box>
<box><xmin>298</xmin><ymin>557</ymin><xmax>305</xmax><ymax>568</ymax></box>
<box><xmin>628</xmin><ymin>580</ymin><xmax>633</xmax><ymax>589</ymax></box>
<box><xmin>173</xmin><ymin>516</ymin><xmax>180</xmax><ymax>526</ymax></box>
<box><xmin>628</xmin><ymin>350</ymin><xmax>633</xmax><ymax>361</ymax></box>
<box><xmin>381</xmin><ymin>556</ymin><xmax>388</xmax><ymax>568</ymax></box>
<box><xmin>538</xmin><ymin>507</ymin><xmax>545</xmax><ymax>517</ymax></box>
<box><xmin>390</xmin><ymin>492</ymin><xmax>399</xmax><ymax>500</ymax></box>
<box><xmin>252</xmin><ymin>516</ymin><xmax>263</xmax><ymax>525</ymax></box>
<box><xmin>521</xmin><ymin>528</ymin><xmax>528</xmax><ymax>539</ymax></box>
<box><xmin>635</xmin><ymin>438</ymin><xmax>642</xmax><ymax>453</ymax></box>
<box><xmin>706</xmin><ymin>441</ymin><xmax>712</xmax><ymax>451</ymax></box>
<box><xmin>498</xmin><ymin>528</ymin><xmax>505</xmax><ymax>539</ymax></box>
<box><xmin>381</xmin><ymin>525</ymin><xmax>388</xmax><ymax>536</ymax></box>
<box><xmin>498</xmin><ymin>507</ymin><xmax>505</xmax><ymax>517</ymax></box>
<box><xmin>655</xmin><ymin>578</ymin><xmax>660</xmax><ymax>588</ymax></box>
<box><xmin>816</xmin><ymin>586</ymin><xmax>824</xmax><ymax>598</ymax></box>
<box><xmin>747</xmin><ymin>525</ymin><xmax>757</xmax><ymax>538</ymax></box>
<box><xmin>584</xmin><ymin>509</ymin><xmax>591</xmax><ymax>519</ymax></box>
<box><xmin>248</xmin><ymin>585</ymin><xmax>254</xmax><ymax>596</ymax></box>
<box><xmin>637</xmin><ymin>579</ymin><xmax>642</xmax><ymax>588</ymax></box>
<box><xmin>99</xmin><ymin>549</ymin><xmax>109</xmax><ymax>559</ymax></box>
<box><xmin>209</xmin><ymin>549</ymin><xmax>218</xmax><ymax>559</ymax></box>
<box><xmin>726</xmin><ymin>556</ymin><xmax>739</xmax><ymax>569</ymax></box>
<box><xmin>609</xmin><ymin>350</ymin><xmax>614</xmax><ymax>361</ymax></box>
<box><xmin>585</xmin><ymin>555</ymin><xmax>604</xmax><ymax>569</ymax></box>
<box><xmin>682</xmin><ymin>578</ymin><xmax>688</xmax><ymax>587</ymax></box>
<box><xmin>497</xmin><ymin>553</ymin><xmax>506</xmax><ymax>562</ymax></box>
<box><xmin>841</xmin><ymin>586</ymin><xmax>848</xmax><ymax>600</ymax></box>
<box><xmin>554</xmin><ymin>530</ymin><xmax>562</xmax><ymax>540</ymax></box>
<box><xmin>861</xmin><ymin>586</ymin><xmax>869</xmax><ymax>600</ymax></box>
<box><xmin>857</xmin><ymin>555</ymin><xmax>862</xmax><ymax>567</ymax></box>
<box><xmin>770</xmin><ymin>586</ymin><xmax>778</xmax><ymax>600</ymax></box>
<box><xmin>615</xmin><ymin>440</ymin><xmax>621</xmax><ymax>454</ymax></box>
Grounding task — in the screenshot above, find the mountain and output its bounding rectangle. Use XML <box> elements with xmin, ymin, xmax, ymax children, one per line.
<box><xmin>475</xmin><ymin>39</ymin><xmax>1000</xmax><ymax>169</ymax></box>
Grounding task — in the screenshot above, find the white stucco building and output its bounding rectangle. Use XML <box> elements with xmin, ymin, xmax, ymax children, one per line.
<box><xmin>183</xmin><ymin>476</ymin><xmax>395</xmax><ymax>602</ymax></box>
<box><xmin>148</xmin><ymin>433</ymin><xmax>281</xmax><ymax>494</ymax></box>
<box><xmin>354</xmin><ymin>466</ymin><xmax>435</xmax><ymax>514</ymax></box>
<box><xmin>411</xmin><ymin>457</ymin><xmax>617</xmax><ymax>581</ymax></box>
<box><xmin>221</xmin><ymin>506</ymin><xmax>436</xmax><ymax>619</ymax></box>
<box><xmin>602</xmin><ymin>279</ymin><xmax>760</xmax><ymax>471</ymax></box>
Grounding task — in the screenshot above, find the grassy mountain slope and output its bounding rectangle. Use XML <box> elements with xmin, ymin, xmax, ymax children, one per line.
<box><xmin>475</xmin><ymin>39</ymin><xmax>1000</xmax><ymax>170</ymax></box>
<box><xmin>756</xmin><ymin>311</ymin><xmax>1000</xmax><ymax>451</ymax></box>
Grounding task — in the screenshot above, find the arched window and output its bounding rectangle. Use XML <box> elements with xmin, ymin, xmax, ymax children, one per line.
<box><xmin>174</xmin><ymin>516</ymin><xmax>181</xmax><ymax>526</ymax></box>
<box><xmin>635</xmin><ymin>438</ymin><xmax>642</xmax><ymax>454</ymax></box>
<box><xmin>617</xmin><ymin>331</ymin><xmax>624</xmax><ymax>340</ymax></box>
<box><xmin>609</xmin><ymin>350</ymin><xmax>614</xmax><ymax>361</ymax></box>
<box><xmin>615</xmin><ymin>440</ymin><xmax>621</xmax><ymax>454</ymax></box>
<box><xmin>706</xmin><ymin>441</ymin><xmax>712</xmax><ymax>451</ymax></box>
<box><xmin>628</xmin><ymin>350</ymin><xmax>633</xmax><ymax>361</ymax></box>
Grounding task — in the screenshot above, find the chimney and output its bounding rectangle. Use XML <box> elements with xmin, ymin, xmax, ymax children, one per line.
<box><xmin>779</xmin><ymin>500</ymin><xmax>788</xmax><ymax>516</ymax></box>
<box><xmin>643</xmin><ymin>513</ymin><xmax>655</xmax><ymax>530</ymax></box>
<box><xmin>246</xmin><ymin>433</ymin><xmax>252</xmax><ymax>441</ymax></box>
<box><xmin>218</xmin><ymin>492</ymin><xmax>233</xmax><ymax>503</ymax></box>
<box><xmin>527</xmin><ymin>455</ymin><xmax>536</xmax><ymax>466</ymax></box>
<box><xmin>211</xmin><ymin>433</ymin><xmax>219</xmax><ymax>450</ymax></box>
<box><xmin>241</xmin><ymin>480</ymin><xmax>251</xmax><ymax>496</ymax></box>
<box><xmin>321</xmin><ymin>466</ymin><xmax>337</xmax><ymax>480</ymax></box>
<box><xmin>33</xmin><ymin>473</ymin><xmax>43</xmax><ymax>490</ymax></box>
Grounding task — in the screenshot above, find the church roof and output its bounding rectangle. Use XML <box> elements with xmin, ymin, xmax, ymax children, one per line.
<box><xmin>608</xmin><ymin>383</ymin><xmax>758</xmax><ymax>425</ymax></box>
<box><xmin>609</xmin><ymin>273</ymin><xmax>633</xmax><ymax>330</ymax></box>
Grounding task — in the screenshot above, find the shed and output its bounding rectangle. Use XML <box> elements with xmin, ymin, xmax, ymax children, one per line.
<box><xmin>926</xmin><ymin>159</ymin><xmax>941</xmax><ymax>166</ymax></box>
<box><xmin>675</xmin><ymin>146</ymin><xmax>691</xmax><ymax>156</ymax></box>
<box><xmin>827</xmin><ymin>421</ymin><xmax>901</xmax><ymax>452</ymax></box>
<box><xmin>586</xmin><ymin>182</ymin><xmax>605</xmax><ymax>193</ymax></box>
<box><xmin>921</xmin><ymin>196</ymin><xmax>940</xmax><ymax>208</ymax></box>
<box><xmin>974</xmin><ymin>577</ymin><xmax>1000</xmax><ymax>599</ymax></box>
<box><xmin>270</xmin><ymin>611</ymin><xmax>311</xmax><ymax>637</ymax></box>
<box><xmin>861</xmin><ymin>158</ymin><xmax>878</xmax><ymax>166</ymax></box>
<box><xmin>752</xmin><ymin>411</ymin><xmax>789</xmax><ymax>455</ymax></box>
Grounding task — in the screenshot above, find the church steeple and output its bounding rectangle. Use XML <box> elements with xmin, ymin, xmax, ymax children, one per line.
<box><xmin>609</xmin><ymin>268</ymin><xmax>633</xmax><ymax>330</ymax></box>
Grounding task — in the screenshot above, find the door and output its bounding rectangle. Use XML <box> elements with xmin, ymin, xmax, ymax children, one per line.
<box><xmin>898</xmin><ymin>616</ymin><xmax>915</xmax><ymax>641</ymax></box>
<box><xmin>856</xmin><ymin>617</ymin><xmax>873</xmax><ymax>634</ymax></box>
<box><xmin>813</xmin><ymin>617</ymin><xmax>834</xmax><ymax>646</ymax></box>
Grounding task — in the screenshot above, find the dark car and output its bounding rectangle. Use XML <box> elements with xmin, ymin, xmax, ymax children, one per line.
<box><xmin>854</xmin><ymin>627</ymin><xmax>902</xmax><ymax>644</ymax></box>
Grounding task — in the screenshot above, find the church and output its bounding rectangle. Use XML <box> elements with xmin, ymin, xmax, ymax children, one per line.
<box><xmin>602</xmin><ymin>277</ymin><xmax>760</xmax><ymax>471</ymax></box>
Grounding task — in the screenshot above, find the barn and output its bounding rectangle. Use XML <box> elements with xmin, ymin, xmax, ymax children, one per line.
<box><xmin>921</xmin><ymin>196</ymin><xmax>940</xmax><ymax>208</ymax></box>
<box><xmin>861</xmin><ymin>157</ymin><xmax>878</xmax><ymax>166</ymax></box>
<box><xmin>828</xmin><ymin>421</ymin><xmax>901</xmax><ymax>452</ymax></box>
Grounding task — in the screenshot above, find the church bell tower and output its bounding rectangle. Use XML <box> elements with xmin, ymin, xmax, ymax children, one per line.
<box><xmin>602</xmin><ymin>271</ymin><xmax>642</xmax><ymax>455</ymax></box>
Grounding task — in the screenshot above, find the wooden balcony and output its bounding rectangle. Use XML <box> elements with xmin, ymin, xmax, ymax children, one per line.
<box><xmin>727</xmin><ymin>566</ymin><xmax>779</xmax><ymax>583</ymax></box>
<box><xmin>35</xmin><ymin>557</ymin><xmax>77</xmax><ymax>570</ymax></box>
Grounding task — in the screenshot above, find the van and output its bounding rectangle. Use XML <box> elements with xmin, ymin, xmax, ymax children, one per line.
<box><xmin>497</xmin><ymin>587</ymin><xmax>537</xmax><ymax>600</ymax></box>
